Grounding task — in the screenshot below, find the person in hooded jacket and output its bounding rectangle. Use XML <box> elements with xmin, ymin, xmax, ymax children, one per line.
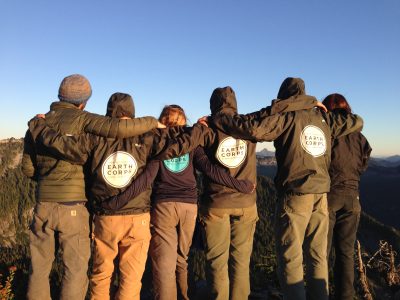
<box><xmin>28</xmin><ymin>93</ymin><xmax>208</xmax><ymax>300</ymax></box>
<box><xmin>322</xmin><ymin>93</ymin><xmax>371</xmax><ymax>300</ymax></box>
<box><xmin>104</xmin><ymin>104</ymin><xmax>255</xmax><ymax>300</ymax></box>
<box><xmin>177</xmin><ymin>86</ymin><xmax>322</xmax><ymax>300</ymax></box>
<box><xmin>208</xmin><ymin>78</ymin><xmax>364</xmax><ymax>300</ymax></box>
<box><xmin>22</xmin><ymin>75</ymin><xmax>161</xmax><ymax>300</ymax></box>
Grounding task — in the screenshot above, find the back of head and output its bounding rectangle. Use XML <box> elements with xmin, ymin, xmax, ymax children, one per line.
<box><xmin>58</xmin><ymin>74</ymin><xmax>92</xmax><ymax>106</ymax></box>
<box><xmin>277</xmin><ymin>77</ymin><xmax>305</xmax><ymax>100</ymax></box>
<box><xmin>106</xmin><ymin>93</ymin><xmax>135</xmax><ymax>118</ymax></box>
<box><xmin>322</xmin><ymin>93</ymin><xmax>352</xmax><ymax>113</ymax></box>
<box><xmin>210</xmin><ymin>86</ymin><xmax>238</xmax><ymax>115</ymax></box>
<box><xmin>159</xmin><ymin>105</ymin><xmax>187</xmax><ymax>126</ymax></box>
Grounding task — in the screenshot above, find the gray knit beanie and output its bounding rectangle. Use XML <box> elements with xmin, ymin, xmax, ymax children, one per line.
<box><xmin>58</xmin><ymin>74</ymin><xmax>92</xmax><ymax>105</ymax></box>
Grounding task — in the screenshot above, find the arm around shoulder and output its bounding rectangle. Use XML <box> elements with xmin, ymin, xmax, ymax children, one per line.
<box><xmin>82</xmin><ymin>111</ymin><xmax>158</xmax><ymax>138</ymax></box>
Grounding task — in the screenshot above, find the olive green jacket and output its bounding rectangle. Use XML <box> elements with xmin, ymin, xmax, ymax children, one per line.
<box><xmin>22</xmin><ymin>101</ymin><xmax>158</xmax><ymax>202</ymax></box>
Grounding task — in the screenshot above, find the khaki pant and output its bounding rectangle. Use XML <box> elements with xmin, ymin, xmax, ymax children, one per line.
<box><xmin>90</xmin><ymin>213</ymin><xmax>151</xmax><ymax>300</ymax></box>
<box><xmin>150</xmin><ymin>202</ymin><xmax>197</xmax><ymax>300</ymax></box>
<box><xmin>200</xmin><ymin>204</ymin><xmax>258</xmax><ymax>300</ymax></box>
<box><xmin>275</xmin><ymin>193</ymin><xmax>329</xmax><ymax>300</ymax></box>
<box><xmin>28</xmin><ymin>202</ymin><xmax>90</xmax><ymax>300</ymax></box>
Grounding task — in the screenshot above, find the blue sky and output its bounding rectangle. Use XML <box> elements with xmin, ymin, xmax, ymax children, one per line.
<box><xmin>1</xmin><ymin>1</ymin><xmax>399</xmax><ymax>156</ymax></box>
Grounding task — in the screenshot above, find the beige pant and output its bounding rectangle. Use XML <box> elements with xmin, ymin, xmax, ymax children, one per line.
<box><xmin>90</xmin><ymin>213</ymin><xmax>151</xmax><ymax>300</ymax></box>
<box><xmin>275</xmin><ymin>193</ymin><xmax>329</xmax><ymax>300</ymax></box>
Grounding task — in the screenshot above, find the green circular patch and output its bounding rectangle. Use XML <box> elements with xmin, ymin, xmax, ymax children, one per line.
<box><xmin>163</xmin><ymin>153</ymin><xmax>189</xmax><ymax>173</ymax></box>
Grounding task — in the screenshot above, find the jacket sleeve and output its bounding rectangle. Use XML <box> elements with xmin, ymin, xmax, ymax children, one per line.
<box><xmin>21</xmin><ymin>129</ymin><xmax>36</xmax><ymax>179</ymax></box>
<box><xmin>211</xmin><ymin>111</ymin><xmax>294</xmax><ymax>142</ymax></box>
<box><xmin>82</xmin><ymin>111</ymin><xmax>158</xmax><ymax>138</ymax></box>
<box><xmin>327</xmin><ymin>112</ymin><xmax>364</xmax><ymax>139</ymax></box>
<box><xmin>360</xmin><ymin>134</ymin><xmax>372</xmax><ymax>172</ymax></box>
<box><xmin>153</xmin><ymin>124</ymin><xmax>216</xmax><ymax>160</ymax></box>
<box><xmin>193</xmin><ymin>147</ymin><xmax>254</xmax><ymax>194</ymax></box>
<box><xmin>32</xmin><ymin>119</ymin><xmax>93</xmax><ymax>165</ymax></box>
<box><xmin>102</xmin><ymin>160</ymin><xmax>160</xmax><ymax>211</ymax></box>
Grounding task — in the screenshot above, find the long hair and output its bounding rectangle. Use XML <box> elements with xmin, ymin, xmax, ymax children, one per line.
<box><xmin>322</xmin><ymin>93</ymin><xmax>352</xmax><ymax>113</ymax></box>
<box><xmin>158</xmin><ymin>104</ymin><xmax>187</xmax><ymax>126</ymax></box>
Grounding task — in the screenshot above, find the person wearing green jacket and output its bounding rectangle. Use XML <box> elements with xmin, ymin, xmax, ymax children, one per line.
<box><xmin>22</xmin><ymin>74</ymin><xmax>162</xmax><ymax>300</ymax></box>
<box><xmin>209</xmin><ymin>78</ymin><xmax>364</xmax><ymax>300</ymax></box>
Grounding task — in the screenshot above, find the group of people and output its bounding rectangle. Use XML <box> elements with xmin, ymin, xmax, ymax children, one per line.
<box><xmin>23</xmin><ymin>74</ymin><xmax>371</xmax><ymax>300</ymax></box>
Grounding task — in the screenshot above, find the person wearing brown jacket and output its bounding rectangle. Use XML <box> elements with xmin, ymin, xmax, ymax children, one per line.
<box><xmin>209</xmin><ymin>78</ymin><xmax>364</xmax><ymax>300</ymax></box>
<box><xmin>22</xmin><ymin>75</ymin><xmax>161</xmax><ymax>300</ymax></box>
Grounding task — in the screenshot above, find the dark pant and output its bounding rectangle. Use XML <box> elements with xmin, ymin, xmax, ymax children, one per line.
<box><xmin>150</xmin><ymin>202</ymin><xmax>197</xmax><ymax>300</ymax></box>
<box><xmin>327</xmin><ymin>192</ymin><xmax>361</xmax><ymax>300</ymax></box>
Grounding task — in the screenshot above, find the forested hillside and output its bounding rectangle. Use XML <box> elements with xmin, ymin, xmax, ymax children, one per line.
<box><xmin>1</xmin><ymin>139</ymin><xmax>400</xmax><ymax>299</ymax></box>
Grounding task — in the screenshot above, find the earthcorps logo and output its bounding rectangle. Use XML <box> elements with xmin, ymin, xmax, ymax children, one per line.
<box><xmin>300</xmin><ymin>125</ymin><xmax>327</xmax><ymax>157</ymax></box>
<box><xmin>216</xmin><ymin>137</ymin><xmax>247</xmax><ymax>168</ymax></box>
<box><xmin>163</xmin><ymin>153</ymin><xmax>189</xmax><ymax>173</ymax></box>
<box><xmin>101</xmin><ymin>151</ymin><xmax>138</xmax><ymax>188</ymax></box>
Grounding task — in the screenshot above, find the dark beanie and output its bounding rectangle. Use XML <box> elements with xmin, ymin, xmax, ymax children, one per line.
<box><xmin>106</xmin><ymin>93</ymin><xmax>135</xmax><ymax>118</ymax></box>
<box><xmin>277</xmin><ymin>77</ymin><xmax>305</xmax><ymax>100</ymax></box>
<box><xmin>58</xmin><ymin>74</ymin><xmax>92</xmax><ymax>105</ymax></box>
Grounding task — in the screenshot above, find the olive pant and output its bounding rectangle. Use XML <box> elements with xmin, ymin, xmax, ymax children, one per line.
<box><xmin>275</xmin><ymin>193</ymin><xmax>329</xmax><ymax>300</ymax></box>
<box><xmin>327</xmin><ymin>192</ymin><xmax>361</xmax><ymax>300</ymax></box>
<box><xmin>150</xmin><ymin>201</ymin><xmax>197</xmax><ymax>300</ymax></box>
<box><xmin>200</xmin><ymin>204</ymin><xmax>258</xmax><ymax>300</ymax></box>
<box><xmin>90</xmin><ymin>213</ymin><xmax>151</xmax><ymax>300</ymax></box>
<box><xmin>27</xmin><ymin>202</ymin><xmax>90</xmax><ymax>300</ymax></box>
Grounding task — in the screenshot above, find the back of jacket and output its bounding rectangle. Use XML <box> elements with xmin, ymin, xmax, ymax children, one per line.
<box><xmin>273</xmin><ymin>108</ymin><xmax>332</xmax><ymax>195</ymax></box>
<box><xmin>203</xmin><ymin>87</ymin><xmax>257</xmax><ymax>209</ymax></box>
<box><xmin>329</xmin><ymin>131</ymin><xmax>371</xmax><ymax>194</ymax></box>
<box><xmin>84</xmin><ymin>133</ymin><xmax>156</xmax><ymax>215</ymax></box>
<box><xmin>23</xmin><ymin>102</ymin><xmax>90</xmax><ymax>202</ymax></box>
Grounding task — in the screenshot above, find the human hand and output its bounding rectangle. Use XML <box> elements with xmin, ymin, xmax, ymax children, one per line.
<box><xmin>316</xmin><ymin>102</ymin><xmax>328</xmax><ymax>113</ymax></box>
<box><xmin>36</xmin><ymin>114</ymin><xmax>46</xmax><ymax>119</ymax></box>
<box><xmin>197</xmin><ymin>116</ymin><xmax>209</xmax><ymax>127</ymax></box>
<box><xmin>157</xmin><ymin>122</ymin><xmax>166</xmax><ymax>129</ymax></box>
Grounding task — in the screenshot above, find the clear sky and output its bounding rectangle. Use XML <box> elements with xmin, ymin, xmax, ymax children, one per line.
<box><xmin>1</xmin><ymin>0</ymin><xmax>399</xmax><ymax>156</ymax></box>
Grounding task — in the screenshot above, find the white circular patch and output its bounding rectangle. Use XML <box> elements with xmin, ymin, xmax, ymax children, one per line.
<box><xmin>216</xmin><ymin>137</ymin><xmax>247</xmax><ymax>168</ymax></box>
<box><xmin>300</xmin><ymin>125</ymin><xmax>327</xmax><ymax>157</ymax></box>
<box><xmin>101</xmin><ymin>151</ymin><xmax>138</xmax><ymax>188</ymax></box>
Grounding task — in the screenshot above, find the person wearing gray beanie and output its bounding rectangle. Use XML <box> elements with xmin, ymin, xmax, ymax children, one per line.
<box><xmin>58</xmin><ymin>74</ymin><xmax>92</xmax><ymax>105</ymax></box>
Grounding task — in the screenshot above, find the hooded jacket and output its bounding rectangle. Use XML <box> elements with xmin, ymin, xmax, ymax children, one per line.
<box><xmin>29</xmin><ymin>93</ymin><xmax>192</xmax><ymax>214</ymax></box>
<box><xmin>329</xmin><ymin>118</ymin><xmax>372</xmax><ymax>193</ymax></box>
<box><xmin>201</xmin><ymin>87</ymin><xmax>258</xmax><ymax>208</ymax></box>
<box><xmin>211</xmin><ymin>78</ymin><xmax>364</xmax><ymax>195</ymax></box>
<box><xmin>22</xmin><ymin>98</ymin><xmax>158</xmax><ymax>203</ymax></box>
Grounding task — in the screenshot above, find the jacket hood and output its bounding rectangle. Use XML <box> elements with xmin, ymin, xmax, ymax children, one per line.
<box><xmin>210</xmin><ymin>86</ymin><xmax>238</xmax><ymax>115</ymax></box>
<box><xmin>106</xmin><ymin>93</ymin><xmax>135</xmax><ymax>118</ymax></box>
<box><xmin>277</xmin><ymin>77</ymin><xmax>306</xmax><ymax>100</ymax></box>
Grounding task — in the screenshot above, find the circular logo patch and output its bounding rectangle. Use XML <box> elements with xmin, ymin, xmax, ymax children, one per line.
<box><xmin>163</xmin><ymin>153</ymin><xmax>190</xmax><ymax>173</ymax></box>
<box><xmin>101</xmin><ymin>151</ymin><xmax>138</xmax><ymax>188</ymax></box>
<box><xmin>216</xmin><ymin>137</ymin><xmax>247</xmax><ymax>168</ymax></box>
<box><xmin>300</xmin><ymin>125</ymin><xmax>327</xmax><ymax>157</ymax></box>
